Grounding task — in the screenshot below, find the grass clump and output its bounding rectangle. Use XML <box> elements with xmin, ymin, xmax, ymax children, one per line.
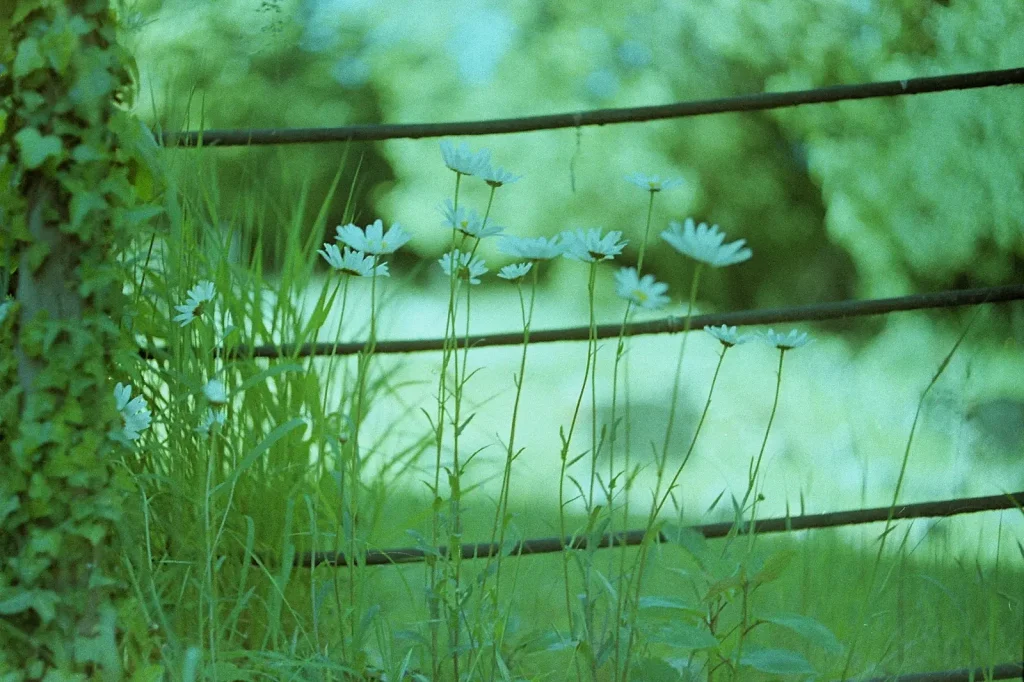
<box><xmin>109</xmin><ymin>141</ymin><xmax>1023</xmax><ymax>681</ymax></box>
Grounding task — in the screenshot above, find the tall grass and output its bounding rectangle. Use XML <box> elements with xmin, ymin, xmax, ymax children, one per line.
<box><xmin>112</xmin><ymin>138</ymin><xmax>1024</xmax><ymax>681</ymax></box>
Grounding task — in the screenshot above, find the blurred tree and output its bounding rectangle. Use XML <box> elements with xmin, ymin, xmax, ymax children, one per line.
<box><xmin>126</xmin><ymin>0</ymin><xmax>1022</xmax><ymax>318</ymax></box>
<box><xmin>124</xmin><ymin>0</ymin><xmax>396</xmax><ymax>270</ymax></box>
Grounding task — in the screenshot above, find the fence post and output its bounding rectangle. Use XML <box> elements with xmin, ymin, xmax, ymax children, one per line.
<box><xmin>1</xmin><ymin>1</ymin><xmax>162</xmax><ymax>676</ymax></box>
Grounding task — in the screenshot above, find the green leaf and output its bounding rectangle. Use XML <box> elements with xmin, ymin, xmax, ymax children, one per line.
<box><xmin>753</xmin><ymin>549</ymin><xmax>796</xmax><ymax>586</ymax></box>
<box><xmin>0</xmin><ymin>590</ymin><xmax>34</xmax><ymax>616</ymax></box>
<box><xmin>631</xmin><ymin>657</ymin><xmax>682</xmax><ymax>682</ymax></box>
<box><xmin>14</xmin><ymin>37</ymin><xmax>45</xmax><ymax>77</ymax></box>
<box><xmin>638</xmin><ymin>595</ymin><xmax>702</xmax><ymax>616</ymax></box>
<box><xmin>131</xmin><ymin>665</ymin><xmax>166</xmax><ymax>682</ymax></box>
<box><xmin>765</xmin><ymin>612</ymin><xmax>844</xmax><ymax>655</ymax></box>
<box><xmin>739</xmin><ymin>647</ymin><xmax>815</xmax><ymax>675</ymax></box>
<box><xmin>0</xmin><ymin>589</ymin><xmax>58</xmax><ymax>624</ymax></box>
<box><xmin>70</xmin><ymin>191</ymin><xmax>107</xmax><ymax>231</ymax></box>
<box><xmin>15</xmin><ymin>128</ymin><xmax>64</xmax><ymax>169</ymax></box>
<box><xmin>71</xmin><ymin>143</ymin><xmax>104</xmax><ymax>163</ymax></box>
<box><xmin>664</xmin><ymin>524</ymin><xmax>711</xmax><ymax>563</ymax></box>
<box><xmin>649</xmin><ymin>621</ymin><xmax>719</xmax><ymax>651</ymax></box>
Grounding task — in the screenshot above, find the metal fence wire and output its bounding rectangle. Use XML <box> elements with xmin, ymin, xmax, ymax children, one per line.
<box><xmin>164</xmin><ymin>67</ymin><xmax>1024</xmax><ymax>682</ymax></box>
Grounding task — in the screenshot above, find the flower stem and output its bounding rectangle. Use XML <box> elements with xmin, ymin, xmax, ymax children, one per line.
<box><xmin>557</xmin><ymin>261</ymin><xmax>598</xmax><ymax>680</ymax></box>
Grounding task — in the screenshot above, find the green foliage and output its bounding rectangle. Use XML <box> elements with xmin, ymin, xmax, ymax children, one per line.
<box><xmin>0</xmin><ymin>0</ymin><xmax>163</xmax><ymax>677</ymax></box>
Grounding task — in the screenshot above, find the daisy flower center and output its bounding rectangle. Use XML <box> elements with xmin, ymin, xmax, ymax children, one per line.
<box><xmin>632</xmin><ymin>289</ymin><xmax>648</xmax><ymax>303</ymax></box>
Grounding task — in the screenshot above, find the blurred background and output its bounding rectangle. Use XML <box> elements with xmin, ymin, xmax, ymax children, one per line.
<box><xmin>122</xmin><ymin>0</ymin><xmax>1023</xmax><ymax>554</ymax></box>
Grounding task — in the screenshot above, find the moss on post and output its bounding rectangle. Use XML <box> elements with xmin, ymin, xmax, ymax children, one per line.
<box><xmin>0</xmin><ymin>1</ymin><xmax>161</xmax><ymax>676</ymax></box>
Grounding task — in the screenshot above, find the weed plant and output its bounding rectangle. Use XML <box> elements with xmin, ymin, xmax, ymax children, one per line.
<box><xmin>106</xmin><ymin>140</ymin><xmax>1023</xmax><ymax>681</ymax></box>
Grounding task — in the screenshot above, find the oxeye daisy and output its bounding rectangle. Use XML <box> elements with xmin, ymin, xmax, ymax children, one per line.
<box><xmin>173</xmin><ymin>280</ymin><xmax>216</xmax><ymax>327</ymax></box>
<box><xmin>318</xmin><ymin>243</ymin><xmax>390</xmax><ymax>277</ymax></box>
<box><xmin>440</xmin><ymin>200</ymin><xmax>504</xmax><ymax>239</ymax></box>
<box><xmin>625</xmin><ymin>172</ymin><xmax>684</xmax><ymax>192</ymax></box>
<box><xmin>114</xmin><ymin>382</ymin><xmax>151</xmax><ymax>442</ymax></box>
<box><xmin>497</xmin><ymin>235</ymin><xmax>564</xmax><ymax>261</ymax></box>
<box><xmin>762</xmin><ymin>328</ymin><xmax>811</xmax><ymax>350</ymax></box>
<box><xmin>560</xmin><ymin>228</ymin><xmax>628</xmax><ymax>263</ymax></box>
<box><xmin>440</xmin><ymin>140</ymin><xmax>491</xmax><ymax>176</ymax></box>
<box><xmin>480</xmin><ymin>163</ymin><xmax>522</xmax><ymax>188</ymax></box>
<box><xmin>661</xmin><ymin>218</ymin><xmax>752</xmax><ymax>268</ymax></box>
<box><xmin>203</xmin><ymin>379</ymin><xmax>228</xmax><ymax>406</ymax></box>
<box><xmin>498</xmin><ymin>262</ymin><xmax>533</xmax><ymax>281</ymax></box>
<box><xmin>439</xmin><ymin>249</ymin><xmax>488</xmax><ymax>285</ymax></box>
<box><xmin>704</xmin><ymin>325</ymin><xmax>753</xmax><ymax>348</ymax></box>
<box><xmin>335</xmin><ymin>219</ymin><xmax>411</xmax><ymax>255</ymax></box>
<box><xmin>614</xmin><ymin>267</ymin><xmax>670</xmax><ymax>309</ymax></box>
<box><xmin>196</xmin><ymin>408</ymin><xmax>227</xmax><ymax>436</ymax></box>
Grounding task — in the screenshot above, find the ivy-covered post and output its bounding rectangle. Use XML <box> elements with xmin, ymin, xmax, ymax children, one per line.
<box><xmin>1</xmin><ymin>1</ymin><xmax>161</xmax><ymax>677</ymax></box>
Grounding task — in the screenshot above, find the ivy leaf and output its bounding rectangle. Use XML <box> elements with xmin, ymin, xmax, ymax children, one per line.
<box><xmin>15</xmin><ymin>128</ymin><xmax>64</xmax><ymax>169</ymax></box>
<box><xmin>14</xmin><ymin>37</ymin><xmax>45</xmax><ymax>77</ymax></box>
<box><xmin>0</xmin><ymin>589</ymin><xmax>59</xmax><ymax>624</ymax></box>
<box><xmin>71</xmin><ymin>143</ymin><xmax>104</xmax><ymax>163</ymax></box>
<box><xmin>70</xmin><ymin>191</ymin><xmax>108</xmax><ymax>232</ymax></box>
<box><xmin>0</xmin><ymin>591</ymin><xmax>35</xmax><ymax>616</ymax></box>
<box><xmin>739</xmin><ymin>647</ymin><xmax>815</xmax><ymax>675</ymax></box>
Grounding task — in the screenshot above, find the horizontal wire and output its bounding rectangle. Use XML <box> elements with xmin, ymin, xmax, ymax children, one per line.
<box><xmin>839</xmin><ymin>662</ymin><xmax>1024</xmax><ymax>682</ymax></box>
<box><xmin>144</xmin><ymin>284</ymin><xmax>1024</xmax><ymax>361</ymax></box>
<box><xmin>159</xmin><ymin>67</ymin><xmax>1024</xmax><ymax>148</ymax></box>
<box><xmin>292</xmin><ymin>490</ymin><xmax>1024</xmax><ymax>568</ymax></box>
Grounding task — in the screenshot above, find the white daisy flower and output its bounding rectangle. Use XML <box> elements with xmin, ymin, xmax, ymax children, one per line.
<box><xmin>560</xmin><ymin>228</ymin><xmax>628</xmax><ymax>263</ymax></box>
<box><xmin>614</xmin><ymin>267</ymin><xmax>670</xmax><ymax>309</ymax></box>
<box><xmin>762</xmin><ymin>328</ymin><xmax>811</xmax><ymax>350</ymax></box>
<box><xmin>114</xmin><ymin>382</ymin><xmax>151</xmax><ymax>442</ymax></box>
<box><xmin>203</xmin><ymin>379</ymin><xmax>228</xmax><ymax>406</ymax></box>
<box><xmin>498</xmin><ymin>262</ymin><xmax>533</xmax><ymax>281</ymax></box>
<box><xmin>172</xmin><ymin>280</ymin><xmax>216</xmax><ymax>327</ymax></box>
<box><xmin>439</xmin><ymin>249</ymin><xmax>489</xmax><ymax>285</ymax></box>
<box><xmin>440</xmin><ymin>140</ymin><xmax>491</xmax><ymax>176</ymax></box>
<box><xmin>625</xmin><ymin>172</ymin><xmax>684</xmax><ymax>192</ymax></box>
<box><xmin>196</xmin><ymin>408</ymin><xmax>227</xmax><ymax>436</ymax></box>
<box><xmin>335</xmin><ymin>219</ymin><xmax>411</xmax><ymax>255</ymax></box>
<box><xmin>480</xmin><ymin>163</ymin><xmax>522</xmax><ymax>188</ymax></box>
<box><xmin>440</xmin><ymin>200</ymin><xmax>504</xmax><ymax>239</ymax></box>
<box><xmin>704</xmin><ymin>325</ymin><xmax>753</xmax><ymax>348</ymax></box>
<box><xmin>497</xmin><ymin>235</ymin><xmax>564</xmax><ymax>261</ymax></box>
<box><xmin>661</xmin><ymin>219</ymin><xmax>752</xmax><ymax>268</ymax></box>
<box><xmin>318</xmin><ymin>243</ymin><xmax>389</xmax><ymax>277</ymax></box>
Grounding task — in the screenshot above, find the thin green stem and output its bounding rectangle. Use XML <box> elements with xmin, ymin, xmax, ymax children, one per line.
<box><xmin>558</xmin><ymin>261</ymin><xmax>598</xmax><ymax>681</ymax></box>
<box><xmin>740</xmin><ymin>349</ymin><xmax>786</xmax><ymax>520</ymax></box>
<box><xmin>610</xmin><ymin>188</ymin><xmax>657</xmax><ymax>682</ymax></box>
<box><xmin>429</xmin><ymin>171</ymin><xmax>463</xmax><ymax>681</ymax></box>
